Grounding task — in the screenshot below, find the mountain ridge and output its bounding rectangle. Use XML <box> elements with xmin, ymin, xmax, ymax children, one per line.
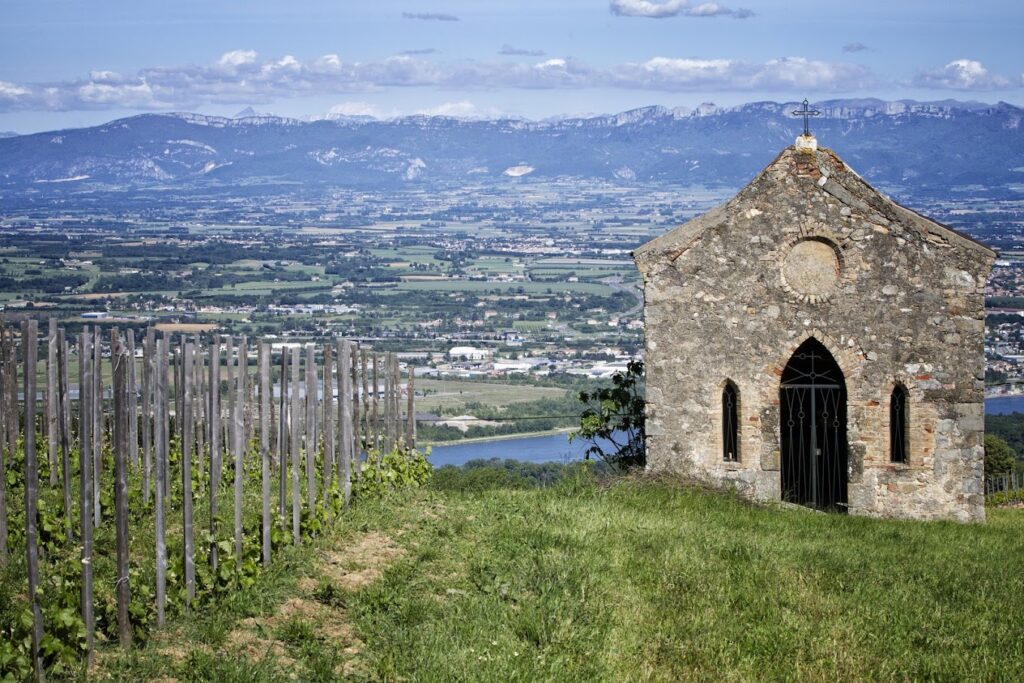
<box><xmin>1</xmin><ymin>98</ymin><xmax>1021</xmax><ymax>196</ymax></box>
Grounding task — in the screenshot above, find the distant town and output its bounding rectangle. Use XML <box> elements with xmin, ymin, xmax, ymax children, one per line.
<box><xmin>2</xmin><ymin>174</ymin><xmax>1024</xmax><ymax>423</ymax></box>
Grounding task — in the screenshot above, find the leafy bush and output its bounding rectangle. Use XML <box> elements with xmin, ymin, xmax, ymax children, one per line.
<box><xmin>431</xmin><ymin>458</ymin><xmax>588</xmax><ymax>492</ymax></box>
<box><xmin>571</xmin><ymin>360</ymin><xmax>646</xmax><ymax>471</ymax></box>
<box><xmin>987</xmin><ymin>489</ymin><xmax>1024</xmax><ymax>507</ymax></box>
<box><xmin>986</xmin><ymin>413</ymin><xmax>1024</xmax><ymax>459</ymax></box>
<box><xmin>353</xmin><ymin>443</ymin><xmax>432</xmax><ymax>499</ymax></box>
<box><xmin>985</xmin><ymin>434</ymin><xmax>1016</xmax><ymax>476</ymax></box>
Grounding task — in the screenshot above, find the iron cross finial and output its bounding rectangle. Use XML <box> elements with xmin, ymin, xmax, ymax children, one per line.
<box><xmin>791</xmin><ymin>98</ymin><xmax>821</xmax><ymax>137</ymax></box>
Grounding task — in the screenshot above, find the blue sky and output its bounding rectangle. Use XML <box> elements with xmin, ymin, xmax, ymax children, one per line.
<box><xmin>1</xmin><ymin>0</ymin><xmax>1021</xmax><ymax>133</ymax></box>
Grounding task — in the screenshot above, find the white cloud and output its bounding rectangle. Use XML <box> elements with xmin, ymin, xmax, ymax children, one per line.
<box><xmin>314</xmin><ymin>54</ymin><xmax>343</xmax><ymax>71</ymax></box>
<box><xmin>326</xmin><ymin>101</ymin><xmax>392</xmax><ymax>118</ymax></box>
<box><xmin>402</xmin><ymin>12</ymin><xmax>459</xmax><ymax>22</ymax></box>
<box><xmin>0</xmin><ymin>51</ymin><xmax>876</xmax><ymax>113</ymax></box>
<box><xmin>912</xmin><ymin>59</ymin><xmax>1012</xmax><ymax>90</ymax></box>
<box><xmin>88</xmin><ymin>70</ymin><xmax>126</xmax><ymax>84</ymax></box>
<box><xmin>218</xmin><ymin>50</ymin><xmax>259</xmax><ymax>68</ymax></box>
<box><xmin>0</xmin><ymin>81</ymin><xmax>32</xmax><ymax>99</ymax></box>
<box><xmin>611</xmin><ymin>0</ymin><xmax>688</xmax><ymax>17</ymax></box>
<box><xmin>610</xmin><ymin>0</ymin><xmax>752</xmax><ymax>18</ymax></box>
<box><xmin>535</xmin><ymin>58</ymin><xmax>568</xmax><ymax>70</ymax></box>
<box><xmin>76</xmin><ymin>80</ymin><xmax>161</xmax><ymax>108</ymax></box>
<box><xmin>415</xmin><ymin>101</ymin><xmax>480</xmax><ymax>117</ymax></box>
<box><xmin>500</xmin><ymin>44</ymin><xmax>545</xmax><ymax>57</ymax></box>
<box><xmin>842</xmin><ymin>42</ymin><xmax>870</xmax><ymax>53</ymax></box>
<box><xmin>612</xmin><ymin>56</ymin><xmax>873</xmax><ymax>91</ymax></box>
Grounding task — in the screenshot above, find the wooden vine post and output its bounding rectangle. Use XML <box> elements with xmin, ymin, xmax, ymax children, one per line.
<box><xmin>225</xmin><ymin>335</ymin><xmax>235</xmax><ymax>469</ymax></box>
<box><xmin>383</xmin><ymin>353</ymin><xmax>392</xmax><ymax>453</ymax></box>
<box><xmin>234</xmin><ymin>338</ymin><xmax>246</xmax><ymax>570</ymax></box>
<box><xmin>141</xmin><ymin>329</ymin><xmax>154</xmax><ymax>503</ymax></box>
<box><xmin>92</xmin><ymin>326</ymin><xmax>102</xmax><ymax>527</ymax></box>
<box><xmin>154</xmin><ymin>336</ymin><xmax>168</xmax><ymax>627</ymax></box>
<box><xmin>338</xmin><ymin>339</ymin><xmax>353</xmax><ymax>506</ymax></box>
<box><xmin>47</xmin><ymin>319</ymin><xmax>59</xmax><ymax>486</ymax></box>
<box><xmin>372</xmin><ymin>354</ymin><xmax>380</xmax><ymax>455</ymax></box>
<box><xmin>304</xmin><ymin>343</ymin><xmax>316</xmax><ymax>513</ymax></box>
<box><xmin>127</xmin><ymin>333</ymin><xmax>139</xmax><ymax>470</ymax></box>
<box><xmin>182</xmin><ymin>340</ymin><xmax>196</xmax><ymax>609</ymax></box>
<box><xmin>278</xmin><ymin>348</ymin><xmax>288</xmax><ymax>517</ymax></box>
<box><xmin>78</xmin><ymin>329</ymin><xmax>96</xmax><ymax>663</ymax></box>
<box><xmin>407</xmin><ymin>362</ymin><xmax>416</xmax><ymax>447</ymax></box>
<box><xmin>351</xmin><ymin>343</ymin><xmax>361</xmax><ymax>472</ymax></box>
<box><xmin>0</xmin><ymin>325</ymin><xmax>9</xmax><ymax>568</ymax></box>
<box><xmin>290</xmin><ymin>346</ymin><xmax>301</xmax><ymax>544</ymax></box>
<box><xmin>112</xmin><ymin>332</ymin><xmax>133</xmax><ymax>647</ymax></box>
<box><xmin>57</xmin><ymin>330</ymin><xmax>73</xmax><ymax>540</ymax></box>
<box><xmin>322</xmin><ymin>342</ymin><xmax>334</xmax><ymax>491</ymax></box>
<box><xmin>23</xmin><ymin>320</ymin><xmax>44</xmax><ymax>681</ymax></box>
<box><xmin>359</xmin><ymin>348</ymin><xmax>368</xmax><ymax>479</ymax></box>
<box><xmin>209</xmin><ymin>335</ymin><xmax>221</xmax><ymax>572</ymax></box>
<box><xmin>259</xmin><ymin>342</ymin><xmax>271</xmax><ymax>567</ymax></box>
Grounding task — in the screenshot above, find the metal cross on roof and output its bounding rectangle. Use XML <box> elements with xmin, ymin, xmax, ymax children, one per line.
<box><xmin>791</xmin><ymin>98</ymin><xmax>821</xmax><ymax>137</ymax></box>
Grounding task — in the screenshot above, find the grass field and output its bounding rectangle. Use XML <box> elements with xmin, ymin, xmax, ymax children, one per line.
<box><xmin>393</xmin><ymin>280</ymin><xmax>613</xmax><ymax>295</ymax></box>
<box><xmin>416</xmin><ymin>378</ymin><xmax>567</xmax><ymax>412</ymax></box>
<box><xmin>100</xmin><ymin>473</ymin><xmax>1024</xmax><ymax>681</ymax></box>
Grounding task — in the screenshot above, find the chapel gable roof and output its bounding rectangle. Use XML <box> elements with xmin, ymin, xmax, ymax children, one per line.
<box><xmin>633</xmin><ymin>141</ymin><xmax>996</xmax><ymax>279</ymax></box>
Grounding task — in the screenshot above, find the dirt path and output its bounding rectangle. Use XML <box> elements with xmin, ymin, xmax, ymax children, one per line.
<box><xmin>133</xmin><ymin>528</ymin><xmax>410</xmax><ymax>681</ymax></box>
<box><xmin>221</xmin><ymin>531</ymin><xmax>407</xmax><ymax>678</ymax></box>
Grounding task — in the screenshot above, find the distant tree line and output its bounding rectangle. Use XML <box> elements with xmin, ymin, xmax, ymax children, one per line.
<box><xmin>986</xmin><ymin>414</ymin><xmax>1024</xmax><ymax>470</ymax></box>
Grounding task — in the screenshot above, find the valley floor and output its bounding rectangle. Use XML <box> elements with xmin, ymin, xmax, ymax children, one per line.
<box><xmin>103</xmin><ymin>474</ymin><xmax>1024</xmax><ymax>682</ymax></box>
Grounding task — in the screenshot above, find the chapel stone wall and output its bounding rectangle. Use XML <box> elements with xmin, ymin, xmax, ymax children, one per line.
<box><xmin>636</xmin><ymin>143</ymin><xmax>994</xmax><ymax>522</ymax></box>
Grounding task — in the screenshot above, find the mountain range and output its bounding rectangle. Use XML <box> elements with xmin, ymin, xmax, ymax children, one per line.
<box><xmin>1</xmin><ymin>99</ymin><xmax>1021</xmax><ymax>197</ymax></box>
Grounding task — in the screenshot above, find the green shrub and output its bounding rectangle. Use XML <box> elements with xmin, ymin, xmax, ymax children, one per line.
<box><xmin>987</xmin><ymin>489</ymin><xmax>1024</xmax><ymax>507</ymax></box>
<box><xmin>430</xmin><ymin>458</ymin><xmax>580</xmax><ymax>492</ymax></box>
<box><xmin>571</xmin><ymin>360</ymin><xmax>645</xmax><ymax>471</ymax></box>
<box><xmin>353</xmin><ymin>443</ymin><xmax>432</xmax><ymax>500</ymax></box>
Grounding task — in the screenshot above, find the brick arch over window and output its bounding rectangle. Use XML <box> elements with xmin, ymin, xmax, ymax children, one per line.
<box><xmin>890</xmin><ymin>383</ymin><xmax>910</xmax><ymax>464</ymax></box>
<box><xmin>722</xmin><ymin>380</ymin><xmax>740</xmax><ymax>462</ymax></box>
<box><xmin>757</xmin><ymin>329</ymin><xmax>868</xmax><ymax>487</ymax></box>
<box><xmin>768</xmin><ymin>329</ymin><xmax>865</xmax><ymax>385</ymax></box>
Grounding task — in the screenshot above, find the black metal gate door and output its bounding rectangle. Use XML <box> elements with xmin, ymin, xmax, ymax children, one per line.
<box><xmin>780</xmin><ymin>339</ymin><xmax>848</xmax><ymax>511</ymax></box>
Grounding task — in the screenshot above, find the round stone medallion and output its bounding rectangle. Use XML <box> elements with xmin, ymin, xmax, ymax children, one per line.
<box><xmin>781</xmin><ymin>238</ymin><xmax>841</xmax><ymax>301</ymax></box>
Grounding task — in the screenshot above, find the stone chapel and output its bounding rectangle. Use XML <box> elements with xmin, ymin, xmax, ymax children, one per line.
<box><xmin>633</xmin><ymin>134</ymin><xmax>995</xmax><ymax>522</ymax></box>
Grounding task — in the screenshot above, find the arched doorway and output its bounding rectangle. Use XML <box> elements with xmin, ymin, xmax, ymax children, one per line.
<box><xmin>780</xmin><ymin>338</ymin><xmax>848</xmax><ymax>511</ymax></box>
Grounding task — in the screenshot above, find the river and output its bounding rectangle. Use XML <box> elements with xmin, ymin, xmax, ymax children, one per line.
<box><xmin>986</xmin><ymin>395</ymin><xmax>1024</xmax><ymax>415</ymax></box>
<box><xmin>427</xmin><ymin>431</ymin><xmax>608</xmax><ymax>467</ymax></box>
<box><xmin>427</xmin><ymin>398</ymin><xmax>1021</xmax><ymax>467</ymax></box>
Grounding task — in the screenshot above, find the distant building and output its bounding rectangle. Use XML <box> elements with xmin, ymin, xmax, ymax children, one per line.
<box><xmin>448</xmin><ymin>346</ymin><xmax>490</xmax><ymax>361</ymax></box>
<box><xmin>634</xmin><ymin>134</ymin><xmax>995</xmax><ymax>522</ymax></box>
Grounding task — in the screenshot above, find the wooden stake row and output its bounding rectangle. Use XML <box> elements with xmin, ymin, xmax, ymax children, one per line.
<box><xmin>0</xmin><ymin>323</ymin><xmax>418</xmax><ymax>678</ymax></box>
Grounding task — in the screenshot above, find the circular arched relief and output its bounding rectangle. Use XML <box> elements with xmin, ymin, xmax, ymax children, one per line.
<box><xmin>781</xmin><ymin>238</ymin><xmax>841</xmax><ymax>302</ymax></box>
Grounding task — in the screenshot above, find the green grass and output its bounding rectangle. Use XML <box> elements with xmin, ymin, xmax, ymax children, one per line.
<box><xmin>393</xmin><ymin>280</ymin><xmax>613</xmax><ymax>295</ymax></box>
<box><xmin>96</xmin><ymin>492</ymin><xmax>432</xmax><ymax>682</ymax></box>
<box><xmin>198</xmin><ymin>279</ymin><xmax>333</xmax><ymax>296</ymax></box>
<box><xmin>512</xmin><ymin>320</ymin><xmax>552</xmax><ymax>332</ymax></box>
<box><xmin>27</xmin><ymin>471</ymin><xmax>1024</xmax><ymax>681</ymax></box>
<box><xmin>348</xmin><ymin>475</ymin><xmax>1024</xmax><ymax>682</ymax></box>
<box><xmin>416</xmin><ymin>378</ymin><xmax>567</xmax><ymax>412</ymax></box>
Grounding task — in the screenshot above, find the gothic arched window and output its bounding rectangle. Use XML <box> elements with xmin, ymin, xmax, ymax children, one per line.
<box><xmin>723</xmin><ymin>382</ymin><xmax>740</xmax><ymax>462</ymax></box>
<box><xmin>890</xmin><ymin>384</ymin><xmax>909</xmax><ymax>464</ymax></box>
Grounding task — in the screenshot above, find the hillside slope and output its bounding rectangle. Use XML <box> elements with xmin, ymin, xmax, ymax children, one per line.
<box><xmin>103</xmin><ymin>474</ymin><xmax>1024</xmax><ymax>682</ymax></box>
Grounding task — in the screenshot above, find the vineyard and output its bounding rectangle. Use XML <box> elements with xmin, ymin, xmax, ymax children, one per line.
<box><xmin>0</xmin><ymin>320</ymin><xmax>426</xmax><ymax>680</ymax></box>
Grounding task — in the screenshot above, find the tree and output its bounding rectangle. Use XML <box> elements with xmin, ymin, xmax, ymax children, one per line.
<box><xmin>984</xmin><ymin>434</ymin><xmax>1016</xmax><ymax>477</ymax></box>
<box><xmin>571</xmin><ymin>360</ymin><xmax>645</xmax><ymax>471</ymax></box>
